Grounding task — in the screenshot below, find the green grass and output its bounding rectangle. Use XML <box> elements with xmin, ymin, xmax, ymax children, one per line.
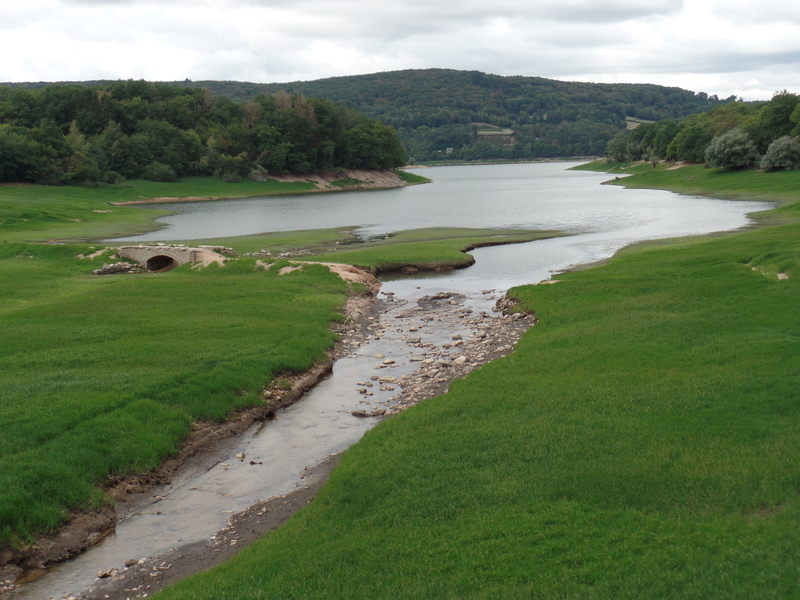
<box><xmin>156</xmin><ymin>166</ymin><xmax>800</xmax><ymax>599</ymax></box>
<box><xmin>0</xmin><ymin>172</ymin><xmax>424</xmax><ymax>244</ymax></box>
<box><xmin>170</xmin><ymin>227</ymin><xmax>562</xmax><ymax>274</ymax></box>
<box><xmin>0</xmin><ymin>243</ymin><xmax>348</xmax><ymax>542</ymax></box>
<box><xmin>179</xmin><ymin>227</ymin><xmax>362</xmax><ymax>255</ymax></box>
<box><xmin>0</xmin><ymin>191</ymin><xmax>555</xmax><ymax>545</ymax></box>
<box><xmin>0</xmin><ymin>177</ymin><xmax>315</xmax><ymax>243</ymax></box>
<box><xmin>298</xmin><ymin>228</ymin><xmax>563</xmax><ymax>273</ymax></box>
<box><xmin>396</xmin><ymin>169</ymin><xmax>432</xmax><ymax>185</ymax></box>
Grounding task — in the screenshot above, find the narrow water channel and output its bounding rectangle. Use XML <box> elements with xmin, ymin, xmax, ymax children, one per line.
<box><xmin>12</xmin><ymin>164</ymin><xmax>770</xmax><ymax>599</ymax></box>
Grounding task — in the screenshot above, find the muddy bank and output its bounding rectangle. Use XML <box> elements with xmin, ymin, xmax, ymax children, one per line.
<box><xmin>111</xmin><ymin>169</ymin><xmax>410</xmax><ymax>206</ymax></box>
<box><xmin>65</xmin><ymin>455</ymin><xmax>343</xmax><ymax>600</ymax></box>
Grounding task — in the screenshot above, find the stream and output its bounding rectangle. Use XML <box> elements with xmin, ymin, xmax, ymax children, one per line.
<box><xmin>10</xmin><ymin>163</ymin><xmax>770</xmax><ymax>599</ymax></box>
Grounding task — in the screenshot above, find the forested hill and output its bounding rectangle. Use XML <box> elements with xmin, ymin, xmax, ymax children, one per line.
<box><xmin>0</xmin><ymin>82</ymin><xmax>407</xmax><ymax>185</ymax></box>
<box><xmin>172</xmin><ymin>69</ymin><xmax>734</xmax><ymax>162</ymax></box>
<box><xmin>3</xmin><ymin>69</ymin><xmax>734</xmax><ymax>165</ymax></box>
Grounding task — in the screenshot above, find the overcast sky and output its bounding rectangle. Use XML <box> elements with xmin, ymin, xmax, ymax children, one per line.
<box><xmin>2</xmin><ymin>0</ymin><xmax>798</xmax><ymax>101</ymax></box>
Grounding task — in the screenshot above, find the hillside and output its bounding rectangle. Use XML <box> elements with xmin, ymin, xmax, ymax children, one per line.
<box><xmin>179</xmin><ymin>70</ymin><xmax>736</xmax><ymax>162</ymax></box>
<box><xmin>0</xmin><ymin>82</ymin><xmax>407</xmax><ymax>185</ymax></box>
<box><xmin>4</xmin><ymin>69</ymin><xmax>735</xmax><ymax>163</ymax></box>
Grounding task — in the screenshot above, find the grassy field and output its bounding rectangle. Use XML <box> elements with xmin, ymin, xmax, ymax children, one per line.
<box><xmin>0</xmin><ymin>178</ymin><xmax>316</xmax><ymax>243</ymax></box>
<box><xmin>156</xmin><ymin>164</ymin><xmax>800</xmax><ymax>599</ymax></box>
<box><xmin>0</xmin><ymin>244</ymin><xmax>350</xmax><ymax>542</ymax></box>
<box><xmin>573</xmin><ymin>160</ymin><xmax>800</xmax><ymax>212</ymax></box>
<box><xmin>173</xmin><ymin>227</ymin><xmax>562</xmax><ymax>274</ymax></box>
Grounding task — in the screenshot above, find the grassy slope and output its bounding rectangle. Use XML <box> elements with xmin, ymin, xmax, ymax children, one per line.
<box><xmin>0</xmin><ymin>244</ymin><xmax>346</xmax><ymax>541</ymax></box>
<box><xmin>157</xmin><ymin>166</ymin><xmax>800</xmax><ymax>599</ymax></box>
<box><xmin>0</xmin><ymin>178</ymin><xmax>315</xmax><ymax>242</ymax></box>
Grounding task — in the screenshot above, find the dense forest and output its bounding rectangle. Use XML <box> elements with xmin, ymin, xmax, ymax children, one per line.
<box><xmin>5</xmin><ymin>69</ymin><xmax>733</xmax><ymax>165</ymax></box>
<box><xmin>604</xmin><ymin>90</ymin><xmax>800</xmax><ymax>171</ymax></box>
<box><xmin>0</xmin><ymin>81</ymin><xmax>407</xmax><ymax>185</ymax></box>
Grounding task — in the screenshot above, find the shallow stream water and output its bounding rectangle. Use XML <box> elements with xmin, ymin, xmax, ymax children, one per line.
<box><xmin>13</xmin><ymin>163</ymin><xmax>769</xmax><ymax>599</ymax></box>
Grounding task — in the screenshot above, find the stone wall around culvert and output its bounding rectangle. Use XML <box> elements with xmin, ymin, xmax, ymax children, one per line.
<box><xmin>118</xmin><ymin>245</ymin><xmax>199</xmax><ymax>272</ymax></box>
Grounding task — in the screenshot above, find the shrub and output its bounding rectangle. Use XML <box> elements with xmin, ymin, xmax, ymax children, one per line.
<box><xmin>760</xmin><ymin>135</ymin><xmax>800</xmax><ymax>171</ymax></box>
<box><xmin>704</xmin><ymin>128</ymin><xmax>758</xmax><ymax>170</ymax></box>
<box><xmin>141</xmin><ymin>161</ymin><xmax>178</xmax><ymax>182</ymax></box>
<box><xmin>102</xmin><ymin>170</ymin><xmax>127</xmax><ymax>185</ymax></box>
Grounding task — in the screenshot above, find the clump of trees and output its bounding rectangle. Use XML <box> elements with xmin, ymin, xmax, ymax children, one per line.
<box><xmin>0</xmin><ymin>82</ymin><xmax>407</xmax><ymax>185</ymax></box>
<box><xmin>704</xmin><ymin>128</ymin><xmax>758</xmax><ymax>170</ymax></box>
<box><xmin>604</xmin><ymin>90</ymin><xmax>800</xmax><ymax>172</ymax></box>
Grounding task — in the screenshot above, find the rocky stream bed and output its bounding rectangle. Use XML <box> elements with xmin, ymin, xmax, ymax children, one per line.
<box><xmin>5</xmin><ymin>277</ymin><xmax>536</xmax><ymax>600</ymax></box>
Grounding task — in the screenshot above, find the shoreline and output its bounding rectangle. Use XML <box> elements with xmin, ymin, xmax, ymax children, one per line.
<box><xmin>111</xmin><ymin>169</ymin><xmax>412</xmax><ymax>206</ymax></box>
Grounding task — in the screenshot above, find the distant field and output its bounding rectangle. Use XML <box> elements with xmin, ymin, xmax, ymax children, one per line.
<box><xmin>625</xmin><ymin>116</ymin><xmax>654</xmax><ymax>130</ymax></box>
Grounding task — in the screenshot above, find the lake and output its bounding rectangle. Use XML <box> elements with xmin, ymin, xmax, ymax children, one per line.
<box><xmin>113</xmin><ymin>162</ymin><xmax>769</xmax><ymax>294</ymax></box>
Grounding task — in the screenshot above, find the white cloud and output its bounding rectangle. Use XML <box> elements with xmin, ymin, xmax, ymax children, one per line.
<box><xmin>0</xmin><ymin>0</ymin><xmax>797</xmax><ymax>100</ymax></box>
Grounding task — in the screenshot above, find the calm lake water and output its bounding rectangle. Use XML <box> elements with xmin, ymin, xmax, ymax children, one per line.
<box><xmin>113</xmin><ymin>162</ymin><xmax>769</xmax><ymax>293</ymax></box>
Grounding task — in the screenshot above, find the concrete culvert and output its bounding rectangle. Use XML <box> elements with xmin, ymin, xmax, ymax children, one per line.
<box><xmin>146</xmin><ymin>255</ymin><xmax>179</xmax><ymax>272</ymax></box>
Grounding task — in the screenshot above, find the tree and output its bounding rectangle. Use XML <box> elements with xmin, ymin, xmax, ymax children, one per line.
<box><xmin>0</xmin><ymin>126</ymin><xmax>47</xmax><ymax>182</ymax></box>
<box><xmin>746</xmin><ymin>91</ymin><xmax>800</xmax><ymax>153</ymax></box>
<box><xmin>704</xmin><ymin>128</ymin><xmax>758</xmax><ymax>170</ymax></box>
<box><xmin>605</xmin><ymin>132</ymin><xmax>629</xmax><ymax>162</ymax></box>
<box><xmin>760</xmin><ymin>136</ymin><xmax>800</xmax><ymax>171</ymax></box>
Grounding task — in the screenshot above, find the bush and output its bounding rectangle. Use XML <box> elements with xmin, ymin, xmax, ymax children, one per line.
<box><xmin>141</xmin><ymin>161</ymin><xmax>178</xmax><ymax>182</ymax></box>
<box><xmin>102</xmin><ymin>170</ymin><xmax>127</xmax><ymax>185</ymax></box>
<box><xmin>760</xmin><ymin>135</ymin><xmax>800</xmax><ymax>171</ymax></box>
<box><xmin>704</xmin><ymin>128</ymin><xmax>758</xmax><ymax>170</ymax></box>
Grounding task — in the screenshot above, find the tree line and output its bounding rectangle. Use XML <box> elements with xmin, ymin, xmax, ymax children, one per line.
<box><xmin>605</xmin><ymin>91</ymin><xmax>800</xmax><ymax>171</ymax></box>
<box><xmin>0</xmin><ymin>81</ymin><xmax>407</xmax><ymax>185</ymax></box>
<box><xmin>8</xmin><ymin>69</ymin><xmax>731</xmax><ymax>164</ymax></box>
